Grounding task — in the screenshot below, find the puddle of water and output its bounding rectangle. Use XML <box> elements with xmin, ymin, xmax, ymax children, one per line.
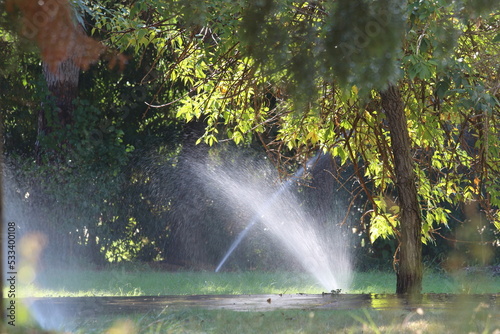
<box><xmin>25</xmin><ymin>293</ymin><xmax>499</xmax><ymax>316</ymax></box>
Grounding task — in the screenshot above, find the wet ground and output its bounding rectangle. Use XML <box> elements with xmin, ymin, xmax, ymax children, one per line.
<box><xmin>24</xmin><ymin>293</ymin><xmax>499</xmax><ymax>318</ymax></box>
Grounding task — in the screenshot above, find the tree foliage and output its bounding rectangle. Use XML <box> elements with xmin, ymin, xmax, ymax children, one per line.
<box><xmin>1</xmin><ymin>0</ymin><xmax>499</xmax><ymax>272</ymax></box>
<box><xmin>87</xmin><ymin>0</ymin><xmax>500</xmax><ymax>245</ymax></box>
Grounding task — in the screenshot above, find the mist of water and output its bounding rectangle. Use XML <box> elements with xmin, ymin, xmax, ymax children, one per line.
<box><xmin>2</xmin><ymin>148</ymin><xmax>352</xmax><ymax>332</ymax></box>
<box><xmin>214</xmin><ymin>153</ymin><xmax>323</xmax><ymax>273</ymax></box>
<box><xmin>201</xmin><ymin>153</ymin><xmax>352</xmax><ymax>291</ymax></box>
<box><xmin>3</xmin><ymin>166</ymin><xmax>71</xmax><ymax>332</ymax></box>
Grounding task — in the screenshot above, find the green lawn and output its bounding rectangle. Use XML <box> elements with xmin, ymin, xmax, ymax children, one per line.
<box><xmin>17</xmin><ymin>265</ymin><xmax>500</xmax><ymax>297</ymax></box>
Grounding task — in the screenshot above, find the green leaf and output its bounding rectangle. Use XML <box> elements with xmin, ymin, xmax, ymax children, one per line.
<box><xmin>332</xmin><ymin>146</ymin><xmax>347</xmax><ymax>163</ymax></box>
<box><xmin>435</xmin><ymin>79</ymin><xmax>450</xmax><ymax>99</ymax></box>
<box><xmin>419</xmin><ymin>37</ymin><xmax>431</xmax><ymax>54</ymax></box>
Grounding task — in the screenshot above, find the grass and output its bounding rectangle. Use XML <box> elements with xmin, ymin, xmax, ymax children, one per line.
<box><xmin>6</xmin><ymin>303</ymin><xmax>499</xmax><ymax>334</ymax></box>
<box><xmin>107</xmin><ymin>306</ymin><xmax>498</xmax><ymax>334</ymax></box>
<box><xmin>16</xmin><ymin>264</ymin><xmax>500</xmax><ymax>297</ymax></box>
<box><xmin>5</xmin><ymin>265</ymin><xmax>499</xmax><ymax>333</ymax></box>
<box><xmin>22</xmin><ymin>269</ymin><xmax>327</xmax><ymax>297</ymax></box>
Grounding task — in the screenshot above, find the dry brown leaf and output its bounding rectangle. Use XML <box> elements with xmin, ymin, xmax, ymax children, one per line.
<box><xmin>7</xmin><ymin>0</ymin><xmax>126</xmax><ymax>73</ymax></box>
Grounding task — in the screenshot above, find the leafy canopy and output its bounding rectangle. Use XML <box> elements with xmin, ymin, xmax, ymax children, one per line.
<box><xmin>22</xmin><ymin>0</ymin><xmax>500</xmax><ymax>244</ymax></box>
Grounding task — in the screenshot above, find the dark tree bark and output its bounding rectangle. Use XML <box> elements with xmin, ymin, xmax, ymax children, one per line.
<box><xmin>35</xmin><ymin>57</ymin><xmax>80</xmax><ymax>164</ymax></box>
<box><xmin>43</xmin><ymin>58</ymin><xmax>80</xmax><ymax>126</ymax></box>
<box><xmin>380</xmin><ymin>83</ymin><xmax>423</xmax><ymax>295</ymax></box>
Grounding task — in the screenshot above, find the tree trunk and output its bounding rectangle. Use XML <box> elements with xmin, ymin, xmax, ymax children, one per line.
<box><xmin>43</xmin><ymin>58</ymin><xmax>80</xmax><ymax>126</ymax></box>
<box><xmin>380</xmin><ymin>83</ymin><xmax>423</xmax><ymax>295</ymax></box>
<box><xmin>36</xmin><ymin>57</ymin><xmax>80</xmax><ymax>164</ymax></box>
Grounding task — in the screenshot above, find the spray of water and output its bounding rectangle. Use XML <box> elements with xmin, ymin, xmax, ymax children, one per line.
<box><xmin>2</xmin><ymin>148</ymin><xmax>352</xmax><ymax>331</ymax></box>
<box><xmin>203</xmin><ymin>153</ymin><xmax>352</xmax><ymax>291</ymax></box>
<box><xmin>3</xmin><ymin>167</ymin><xmax>71</xmax><ymax>331</ymax></box>
<box><xmin>214</xmin><ymin>153</ymin><xmax>323</xmax><ymax>273</ymax></box>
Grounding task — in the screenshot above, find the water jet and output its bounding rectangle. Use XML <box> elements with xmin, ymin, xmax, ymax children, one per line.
<box><xmin>204</xmin><ymin>152</ymin><xmax>352</xmax><ymax>291</ymax></box>
<box><xmin>214</xmin><ymin>152</ymin><xmax>323</xmax><ymax>273</ymax></box>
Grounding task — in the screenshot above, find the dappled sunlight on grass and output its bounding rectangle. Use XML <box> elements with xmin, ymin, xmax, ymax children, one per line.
<box><xmin>23</xmin><ymin>269</ymin><xmax>329</xmax><ymax>297</ymax></box>
<box><xmin>13</xmin><ymin>266</ymin><xmax>500</xmax><ymax>298</ymax></box>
